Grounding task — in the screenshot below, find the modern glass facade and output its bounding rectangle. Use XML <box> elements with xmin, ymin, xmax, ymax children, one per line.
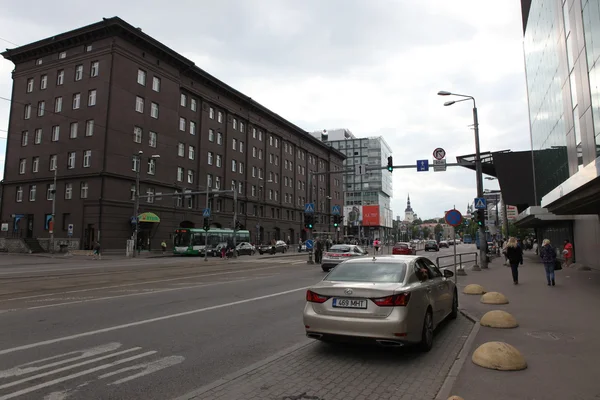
<box><xmin>521</xmin><ymin>0</ymin><xmax>600</xmax><ymax>269</ymax></box>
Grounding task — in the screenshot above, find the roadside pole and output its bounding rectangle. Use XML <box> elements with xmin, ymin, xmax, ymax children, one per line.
<box><xmin>204</xmin><ymin>176</ymin><xmax>209</xmax><ymax>262</ymax></box>
<box><xmin>453</xmin><ymin>226</ymin><xmax>458</xmax><ymax>286</ymax></box>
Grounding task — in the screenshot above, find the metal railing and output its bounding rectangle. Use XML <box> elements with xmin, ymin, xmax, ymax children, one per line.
<box><xmin>436</xmin><ymin>252</ymin><xmax>478</xmax><ymax>271</ymax></box>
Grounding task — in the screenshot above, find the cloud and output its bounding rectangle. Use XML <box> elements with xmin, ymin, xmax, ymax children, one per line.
<box><xmin>0</xmin><ymin>0</ymin><xmax>529</xmax><ymax>219</ymax></box>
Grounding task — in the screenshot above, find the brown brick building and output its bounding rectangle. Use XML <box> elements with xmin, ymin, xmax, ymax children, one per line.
<box><xmin>0</xmin><ymin>17</ymin><xmax>345</xmax><ymax>251</ymax></box>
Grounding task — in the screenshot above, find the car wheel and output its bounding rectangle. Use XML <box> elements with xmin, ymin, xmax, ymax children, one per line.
<box><xmin>450</xmin><ymin>290</ymin><xmax>458</xmax><ymax>320</ymax></box>
<box><xmin>419</xmin><ymin>309</ymin><xmax>434</xmax><ymax>352</ymax></box>
<box><xmin>259</xmin><ymin>251</ymin><xmax>263</xmax><ymax>255</ymax></box>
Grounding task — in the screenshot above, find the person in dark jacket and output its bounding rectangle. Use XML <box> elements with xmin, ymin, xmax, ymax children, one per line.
<box><xmin>504</xmin><ymin>237</ymin><xmax>523</xmax><ymax>284</ymax></box>
<box><xmin>540</xmin><ymin>239</ymin><xmax>557</xmax><ymax>286</ymax></box>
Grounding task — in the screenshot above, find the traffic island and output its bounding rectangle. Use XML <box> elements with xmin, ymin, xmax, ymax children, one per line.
<box><xmin>463</xmin><ymin>284</ymin><xmax>485</xmax><ymax>295</ymax></box>
<box><xmin>480</xmin><ymin>310</ymin><xmax>518</xmax><ymax>329</ymax></box>
<box><xmin>481</xmin><ymin>291</ymin><xmax>509</xmax><ymax>305</ymax></box>
<box><xmin>472</xmin><ymin>341</ymin><xmax>527</xmax><ymax>371</ymax></box>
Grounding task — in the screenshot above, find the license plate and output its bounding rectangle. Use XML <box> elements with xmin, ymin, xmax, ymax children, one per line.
<box><xmin>332</xmin><ymin>298</ymin><xmax>367</xmax><ymax>309</ymax></box>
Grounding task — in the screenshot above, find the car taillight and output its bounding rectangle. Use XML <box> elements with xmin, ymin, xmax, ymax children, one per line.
<box><xmin>371</xmin><ymin>293</ymin><xmax>411</xmax><ymax>307</ymax></box>
<box><xmin>306</xmin><ymin>290</ymin><xmax>330</xmax><ymax>303</ymax></box>
<box><xmin>341</xmin><ymin>253</ymin><xmax>353</xmax><ymax>257</ymax></box>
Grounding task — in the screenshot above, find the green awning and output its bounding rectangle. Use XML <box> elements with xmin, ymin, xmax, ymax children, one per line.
<box><xmin>138</xmin><ymin>212</ymin><xmax>160</xmax><ymax>223</ymax></box>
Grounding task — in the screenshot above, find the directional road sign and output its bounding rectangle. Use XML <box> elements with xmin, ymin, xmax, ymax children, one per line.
<box><xmin>433</xmin><ymin>159</ymin><xmax>447</xmax><ymax>172</ymax></box>
<box><xmin>417</xmin><ymin>160</ymin><xmax>429</xmax><ymax>172</ymax></box>
<box><xmin>433</xmin><ymin>148</ymin><xmax>446</xmax><ymax>160</ymax></box>
<box><xmin>304</xmin><ymin>203</ymin><xmax>315</xmax><ymax>213</ymax></box>
<box><xmin>331</xmin><ymin>205</ymin><xmax>341</xmax><ymax>215</ymax></box>
<box><xmin>474</xmin><ymin>197</ymin><xmax>487</xmax><ymax>209</ymax></box>
<box><xmin>444</xmin><ymin>209</ymin><xmax>463</xmax><ymax>227</ymax></box>
<box><xmin>305</xmin><ymin>239</ymin><xmax>314</xmax><ymax>250</ymax></box>
<box><xmin>355</xmin><ymin>164</ymin><xmax>368</xmax><ymax>176</ymax></box>
<box><xmin>203</xmin><ymin>208</ymin><xmax>211</xmax><ymax>217</ymax></box>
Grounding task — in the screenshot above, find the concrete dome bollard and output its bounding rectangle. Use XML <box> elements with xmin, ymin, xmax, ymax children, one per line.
<box><xmin>480</xmin><ymin>310</ymin><xmax>518</xmax><ymax>328</ymax></box>
<box><xmin>463</xmin><ymin>284</ymin><xmax>485</xmax><ymax>295</ymax></box>
<box><xmin>472</xmin><ymin>263</ymin><xmax>481</xmax><ymax>271</ymax></box>
<box><xmin>448</xmin><ymin>397</ymin><xmax>465</xmax><ymax>400</ymax></box>
<box><xmin>472</xmin><ymin>341</ymin><xmax>527</xmax><ymax>371</ymax></box>
<box><xmin>481</xmin><ymin>291</ymin><xmax>509</xmax><ymax>305</ymax></box>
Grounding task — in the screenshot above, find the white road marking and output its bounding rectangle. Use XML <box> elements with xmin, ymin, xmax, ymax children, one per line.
<box><xmin>0</xmin><ymin>286</ymin><xmax>310</xmax><ymax>356</ymax></box>
<box><xmin>1</xmin><ymin>264</ymin><xmax>290</xmax><ymax>303</ymax></box>
<box><xmin>0</xmin><ymin>342</ymin><xmax>121</xmax><ymax>378</ymax></box>
<box><xmin>98</xmin><ymin>355</ymin><xmax>185</xmax><ymax>385</ymax></box>
<box><xmin>0</xmin><ymin>351</ymin><xmax>156</xmax><ymax>400</ymax></box>
<box><xmin>0</xmin><ymin>347</ymin><xmax>143</xmax><ymax>391</ymax></box>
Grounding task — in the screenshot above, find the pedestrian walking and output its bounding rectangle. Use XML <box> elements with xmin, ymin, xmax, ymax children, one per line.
<box><xmin>540</xmin><ymin>239</ymin><xmax>558</xmax><ymax>286</ymax></box>
<box><xmin>562</xmin><ymin>239</ymin><xmax>573</xmax><ymax>268</ymax></box>
<box><xmin>93</xmin><ymin>241</ymin><xmax>102</xmax><ymax>260</ymax></box>
<box><xmin>161</xmin><ymin>240</ymin><xmax>167</xmax><ymax>254</ymax></box>
<box><xmin>373</xmin><ymin>238</ymin><xmax>381</xmax><ymax>253</ymax></box>
<box><xmin>504</xmin><ymin>237</ymin><xmax>523</xmax><ymax>284</ymax></box>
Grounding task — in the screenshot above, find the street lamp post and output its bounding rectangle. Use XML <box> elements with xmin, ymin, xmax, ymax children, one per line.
<box><xmin>438</xmin><ymin>90</ymin><xmax>488</xmax><ymax>269</ymax></box>
<box><xmin>132</xmin><ymin>151</ymin><xmax>160</xmax><ymax>258</ymax></box>
<box><xmin>50</xmin><ymin>165</ymin><xmax>57</xmax><ymax>253</ymax></box>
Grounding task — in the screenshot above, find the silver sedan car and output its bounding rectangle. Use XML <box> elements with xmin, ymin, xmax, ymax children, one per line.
<box><xmin>303</xmin><ymin>255</ymin><xmax>457</xmax><ymax>351</ymax></box>
<box><xmin>320</xmin><ymin>244</ymin><xmax>368</xmax><ymax>272</ymax></box>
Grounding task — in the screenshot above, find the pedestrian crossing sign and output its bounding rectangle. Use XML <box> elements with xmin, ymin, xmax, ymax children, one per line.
<box><xmin>474</xmin><ymin>197</ymin><xmax>487</xmax><ymax>209</ymax></box>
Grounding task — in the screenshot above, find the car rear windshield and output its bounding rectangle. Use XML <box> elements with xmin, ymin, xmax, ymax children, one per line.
<box><xmin>329</xmin><ymin>245</ymin><xmax>352</xmax><ymax>252</ymax></box>
<box><xmin>395</xmin><ymin>243</ymin><xmax>408</xmax><ymax>248</ymax></box>
<box><xmin>427</xmin><ymin>241</ymin><xmax>437</xmax><ymax>244</ymax></box>
<box><xmin>325</xmin><ymin>262</ymin><xmax>407</xmax><ymax>283</ymax></box>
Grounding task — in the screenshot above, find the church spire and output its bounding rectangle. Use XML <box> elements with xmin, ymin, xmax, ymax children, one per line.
<box><xmin>405</xmin><ymin>194</ymin><xmax>413</xmax><ymax>212</ymax></box>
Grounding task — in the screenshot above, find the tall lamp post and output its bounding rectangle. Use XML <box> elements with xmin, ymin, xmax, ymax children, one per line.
<box><xmin>438</xmin><ymin>90</ymin><xmax>488</xmax><ymax>269</ymax></box>
<box><xmin>132</xmin><ymin>151</ymin><xmax>160</xmax><ymax>257</ymax></box>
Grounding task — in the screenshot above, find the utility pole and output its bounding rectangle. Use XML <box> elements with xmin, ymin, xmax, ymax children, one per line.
<box><xmin>472</xmin><ymin>106</ymin><xmax>488</xmax><ymax>269</ymax></box>
<box><xmin>232</xmin><ymin>189</ymin><xmax>238</xmax><ymax>258</ymax></box>
<box><xmin>307</xmin><ymin>172</ymin><xmax>314</xmax><ymax>264</ymax></box>
<box><xmin>50</xmin><ymin>165</ymin><xmax>57</xmax><ymax>253</ymax></box>
<box><xmin>132</xmin><ymin>151</ymin><xmax>142</xmax><ymax>258</ymax></box>
<box><xmin>204</xmin><ymin>174</ymin><xmax>210</xmax><ymax>262</ymax></box>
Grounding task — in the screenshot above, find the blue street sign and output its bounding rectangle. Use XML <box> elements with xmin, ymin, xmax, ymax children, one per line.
<box><xmin>203</xmin><ymin>208</ymin><xmax>211</xmax><ymax>217</ymax></box>
<box><xmin>331</xmin><ymin>205</ymin><xmax>341</xmax><ymax>215</ymax></box>
<box><xmin>474</xmin><ymin>197</ymin><xmax>487</xmax><ymax>209</ymax></box>
<box><xmin>444</xmin><ymin>209</ymin><xmax>463</xmax><ymax>227</ymax></box>
<box><xmin>304</xmin><ymin>203</ymin><xmax>315</xmax><ymax>213</ymax></box>
<box><xmin>417</xmin><ymin>160</ymin><xmax>429</xmax><ymax>172</ymax></box>
<box><xmin>305</xmin><ymin>239</ymin><xmax>314</xmax><ymax>250</ymax></box>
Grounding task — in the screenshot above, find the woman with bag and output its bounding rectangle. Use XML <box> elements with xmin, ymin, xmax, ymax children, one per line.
<box><xmin>540</xmin><ymin>239</ymin><xmax>558</xmax><ymax>286</ymax></box>
<box><xmin>505</xmin><ymin>237</ymin><xmax>523</xmax><ymax>285</ymax></box>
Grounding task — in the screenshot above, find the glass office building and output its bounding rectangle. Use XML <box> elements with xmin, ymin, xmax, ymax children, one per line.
<box><xmin>311</xmin><ymin>129</ymin><xmax>393</xmax><ymax>241</ymax></box>
<box><xmin>519</xmin><ymin>0</ymin><xmax>600</xmax><ymax>268</ymax></box>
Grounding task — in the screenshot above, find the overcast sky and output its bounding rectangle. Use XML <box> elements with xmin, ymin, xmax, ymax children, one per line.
<box><xmin>0</xmin><ymin>0</ymin><xmax>529</xmax><ymax>220</ymax></box>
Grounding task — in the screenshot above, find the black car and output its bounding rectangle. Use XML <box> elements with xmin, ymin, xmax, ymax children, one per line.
<box><xmin>424</xmin><ymin>240</ymin><xmax>439</xmax><ymax>252</ymax></box>
<box><xmin>258</xmin><ymin>240</ymin><xmax>288</xmax><ymax>255</ymax></box>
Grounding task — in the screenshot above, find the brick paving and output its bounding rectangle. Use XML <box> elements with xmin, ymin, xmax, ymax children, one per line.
<box><xmin>188</xmin><ymin>314</ymin><xmax>473</xmax><ymax>400</ymax></box>
<box><xmin>448</xmin><ymin>252</ymin><xmax>600</xmax><ymax>400</ymax></box>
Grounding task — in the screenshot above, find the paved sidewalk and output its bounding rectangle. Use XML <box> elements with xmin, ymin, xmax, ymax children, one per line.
<box><xmin>446</xmin><ymin>251</ymin><xmax>600</xmax><ymax>400</ymax></box>
<box><xmin>177</xmin><ymin>315</ymin><xmax>474</xmax><ymax>400</ymax></box>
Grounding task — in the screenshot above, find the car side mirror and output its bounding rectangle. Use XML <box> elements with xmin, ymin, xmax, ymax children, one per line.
<box><xmin>443</xmin><ymin>269</ymin><xmax>454</xmax><ymax>278</ymax></box>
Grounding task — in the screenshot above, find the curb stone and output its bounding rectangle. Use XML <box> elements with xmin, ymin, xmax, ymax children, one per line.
<box><xmin>435</xmin><ymin>309</ymin><xmax>481</xmax><ymax>400</ymax></box>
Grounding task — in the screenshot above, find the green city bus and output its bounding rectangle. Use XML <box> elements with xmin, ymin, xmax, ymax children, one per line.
<box><xmin>173</xmin><ymin>228</ymin><xmax>251</xmax><ymax>256</ymax></box>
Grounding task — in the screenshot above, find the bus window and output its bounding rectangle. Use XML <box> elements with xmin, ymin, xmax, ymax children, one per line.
<box><xmin>192</xmin><ymin>233</ymin><xmax>205</xmax><ymax>246</ymax></box>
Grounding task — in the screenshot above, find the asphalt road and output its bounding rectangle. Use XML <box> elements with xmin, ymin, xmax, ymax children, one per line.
<box><xmin>0</xmin><ymin>245</ymin><xmax>477</xmax><ymax>400</ymax></box>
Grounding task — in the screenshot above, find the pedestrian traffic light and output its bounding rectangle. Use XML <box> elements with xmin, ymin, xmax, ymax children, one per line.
<box><xmin>203</xmin><ymin>218</ymin><xmax>210</xmax><ymax>231</ymax></box>
<box><xmin>333</xmin><ymin>215</ymin><xmax>339</xmax><ymax>227</ymax></box>
<box><xmin>387</xmin><ymin>156</ymin><xmax>393</xmax><ymax>172</ymax></box>
<box><xmin>304</xmin><ymin>213</ymin><xmax>314</xmax><ymax>229</ymax></box>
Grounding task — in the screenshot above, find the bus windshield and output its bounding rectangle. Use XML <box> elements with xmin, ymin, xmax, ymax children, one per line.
<box><xmin>174</xmin><ymin>230</ymin><xmax>191</xmax><ymax>247</ymax></box>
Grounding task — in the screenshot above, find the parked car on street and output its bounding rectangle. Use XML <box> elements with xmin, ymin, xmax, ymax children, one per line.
<box><xmin>439</xmin><ymin>241</ymin><xmax>449</xmax><ymax>248</ymax></box>
<box><xmin>424</xmin><ymin>240</ymin><xmax>439</xmax><ymax>252</ymax></box>
<box><xmin>303</xmin><ymin>255</ymin><xmax>457</xmax><ymax>351</ymax></box>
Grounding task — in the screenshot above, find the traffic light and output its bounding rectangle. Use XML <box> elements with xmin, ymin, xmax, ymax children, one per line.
<box><xmin>333</xmin><ymin>215</ymin><xmax>340</xmax><ymax>227</ymax></box>
<box><xmin>474</xmin><ymin>210</ymin><xmax>484</xmax><ymax>227</ymax></box>
<box><xmin>234</xmin><ymin>220</ymin><xmax>242</xmax><ymax>231</ymax></box>
<box><xmin>203</xmin><ymin>218</ymin><xmax>210</xmax><ymax>231</ymax></box>
<box><xmin>304</xmin><ymin>213</ymin><xmax>314</xmax><ymax>230</ymax></box>
<box><xmin>387</xmin><ymin>156</ymin><xmax>393</xmax><ymax>172</ymax></box>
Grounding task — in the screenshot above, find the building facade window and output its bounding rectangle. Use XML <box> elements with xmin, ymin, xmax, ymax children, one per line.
<box><xmin>137</xmin><ymin>69</ymin><xmax>146</xmax><ymax>85</ymax></box>
<box><xmin>85</xmin><ymin>120</ymin><xmax>94</xmax><ymax>136</ymax></box>
<box><xmin>70</xmin><ymin>122</ymin><xmax>78</xmax><ymax>138</ymax></box>
<box><xmin>83</xmin><ymin>150</ymin><xmax>91</xmax><ymax>167</ymax></box>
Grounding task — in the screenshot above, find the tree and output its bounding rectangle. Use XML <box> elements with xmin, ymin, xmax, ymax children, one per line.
<box><xmin>434</xmin><ymin>224</ymin><xmax>443</xmax><ymax>237</ymax></box>
<box><xmin>412</xmin><ymin>218</ymin><xmax>423</xmax><ymax>225</ymax></box>
<box><xmin>422</xmin><ymin>227</ymin><xmax>431</xmax><ymax>239</ymax></box>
